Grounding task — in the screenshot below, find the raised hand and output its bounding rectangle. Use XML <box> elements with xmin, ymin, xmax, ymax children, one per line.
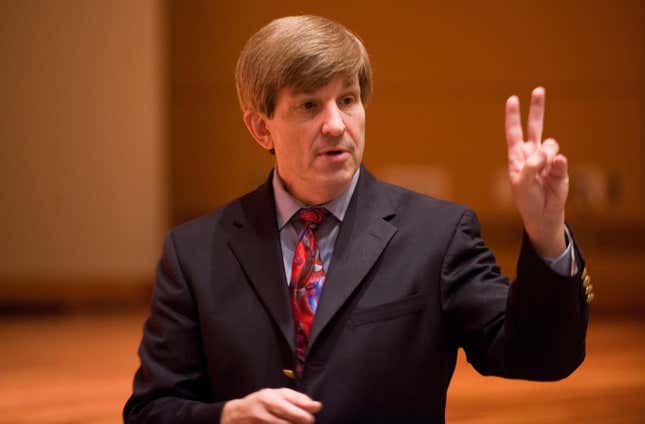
<box><xmin>505</xmin><ymin>87</ymin><xmax>568</xmax><ymax>258</ymax></box>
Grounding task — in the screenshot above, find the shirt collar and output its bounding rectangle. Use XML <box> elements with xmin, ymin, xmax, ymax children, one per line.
<box><xmin>273</xmin><ymin>167</ymin><xmax>360</xmax><ymax>230</ymax></box>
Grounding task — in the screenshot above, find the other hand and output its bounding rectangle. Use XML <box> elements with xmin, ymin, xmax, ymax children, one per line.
<box><xmin>221</xmin><ymin>388</ymin><xmax>322</xmax><ymax>424</ymax></box>
<box><xmin>505</xmin><ymin>87</ymin><xmax>568</xmax><ymax>258</ymax></box>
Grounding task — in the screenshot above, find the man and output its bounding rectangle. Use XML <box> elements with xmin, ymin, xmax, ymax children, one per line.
<box><xmin>124</xmin><ymin>15</ymin><xmax>591</xmax><ymax>423</ymax></box>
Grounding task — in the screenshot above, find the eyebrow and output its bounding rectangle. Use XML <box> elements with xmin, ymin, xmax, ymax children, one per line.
<box><xmin>291</xmin><ymin>77</ymin><xmax>359</xmax><ymax>97</ymax></box>
<box><xmin>342</xmin><ymin>77</ymin><xmax>358</xmax><ymax>88</ymax></box>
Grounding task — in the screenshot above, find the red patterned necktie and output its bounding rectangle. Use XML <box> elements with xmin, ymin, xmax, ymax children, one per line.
<box><xmin>290</xmin><ymin>207</ymin><xmax>329</xmax><ymax>376</ymax></box>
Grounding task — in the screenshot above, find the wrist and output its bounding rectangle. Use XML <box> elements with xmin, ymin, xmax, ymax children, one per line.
<box><xmin>527</xmin><ymin>225</ymin><xmax>566</xmax><ymax>258</ymax></box>
<box><xmin>220</xmin><ymin>399</ymin><xmax>240</xmax><ymax>424</ymax></box>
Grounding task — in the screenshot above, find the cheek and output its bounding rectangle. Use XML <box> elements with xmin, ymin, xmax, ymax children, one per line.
<box><xmin>287</xmin><ymin>130</ymin><xmax>315</xmax><ymax>167</ymax></box>
<box><xmin>349</xmin><ymin>114</ymin><xmax>366</xmax><ymax>145</ymax></box>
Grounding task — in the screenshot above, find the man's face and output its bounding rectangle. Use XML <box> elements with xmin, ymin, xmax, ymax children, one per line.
<box><xmin>263</xmin><ymin>74</ymin><xmax>365</xmax><ymax>205</ymax></box>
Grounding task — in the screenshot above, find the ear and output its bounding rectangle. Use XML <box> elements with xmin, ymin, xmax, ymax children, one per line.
<box><xmin>243</xmin><ymin>110</ymin><xmax>273</xmax><ymax>151</ymax></box>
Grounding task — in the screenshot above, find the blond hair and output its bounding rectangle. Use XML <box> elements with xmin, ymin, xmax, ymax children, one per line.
<box><xmin>235</xmin><ymin>15</ymin><xmax>372</xmax><ymax>117</ymax></box>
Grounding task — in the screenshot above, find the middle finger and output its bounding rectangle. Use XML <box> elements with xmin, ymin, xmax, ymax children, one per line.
<box><xmin>527</xmin><ymin>86</ymin><xmax>545</xmax><ymax>146</ymax></box>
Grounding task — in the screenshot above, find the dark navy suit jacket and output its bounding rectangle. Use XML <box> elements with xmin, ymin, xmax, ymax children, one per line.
<box><xmin>124</xmin><ymin>168</ymin><xmax>588</xmax><ymax>423</ymax></box>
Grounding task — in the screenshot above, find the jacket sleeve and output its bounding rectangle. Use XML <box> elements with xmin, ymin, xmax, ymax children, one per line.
<box><xmin>440</xmin><ymin>209</ymin><xmax>588</xmax><ymax>381</ymax></box>
<box><xmin>123</xmin><ymin>232</ymin><xmax>225</xmax><ymax>423</ymax></box>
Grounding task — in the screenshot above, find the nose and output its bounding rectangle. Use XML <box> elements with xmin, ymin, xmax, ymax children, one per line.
<box><xmin>321</xmin><ymin>103</ymin><xmax>346</xmax><ymax>137</ymax></box>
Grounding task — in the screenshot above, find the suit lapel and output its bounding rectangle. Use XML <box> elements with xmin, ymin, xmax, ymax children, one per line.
<box><xmin>309</xmin><ymin>169</ymin><xmax>398</xmax><ymax>348</ymax></box>
<box><xmin>225</xmin><ymin>169</ymin><xmax>398</xmax><ymax>354</ymax></box>
<box><xmin>226</xmin><ymin>175</ymin><xmax>295</xmax><ymax>352</ymax></box>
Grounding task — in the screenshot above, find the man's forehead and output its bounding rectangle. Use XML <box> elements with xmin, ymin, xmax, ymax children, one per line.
<box><xmin>286</xmin><ymin>74</ymin><xmax>359</xmax><ymax>97</ymax></box>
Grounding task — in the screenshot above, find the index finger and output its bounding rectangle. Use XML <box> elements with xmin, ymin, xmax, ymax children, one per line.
<box><xmin>267</xmin><ymin>398</ymin><xmax>316</xmax><ymax>424</ymax></box>
<box><xmin>280</xmin><ymin>388</ymin><xmax>322</xmax><ymax>413</ymax></box>
<box><xmin>527</xmin><ymin>86</ymin><xmax>545</xmax><ymax>146</ymax></box>
<box><xmin>505</xmin><ymin>95</ymin><xmax>524</xmax><ymax>159</ymax></box>
<box><xmin>264</xmin><ymin>389</ymin><xmax>320</xmax><ymax>424</ymax></box>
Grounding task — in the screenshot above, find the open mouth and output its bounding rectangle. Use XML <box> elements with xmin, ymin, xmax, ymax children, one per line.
<box><xmin>324</xmin><ymin>150</ymin><xmax>345</xmax><ymax>156</ymax></box>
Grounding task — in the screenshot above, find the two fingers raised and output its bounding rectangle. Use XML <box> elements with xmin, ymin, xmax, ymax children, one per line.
<box><xmin>505</xmin><ymin>87</ymin><xmax>546</xmax><ymax>158</ymax></box>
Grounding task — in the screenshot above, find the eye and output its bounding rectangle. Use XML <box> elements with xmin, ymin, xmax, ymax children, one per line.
<box><xmin>340</xmin><ymin>95</ymin><xmax>356</xmax><ymax>107</ymax></box>
<box><xmin>302</xmin><ymin>101</ymin><xmax>316</xmax><ymax>110</ymax></box>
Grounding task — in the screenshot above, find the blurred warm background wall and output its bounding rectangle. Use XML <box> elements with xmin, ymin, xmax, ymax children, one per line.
<box><xmin>1</xmin><ymin>0</ymin><xmax>165</xmax><ymax>307</ymax></box>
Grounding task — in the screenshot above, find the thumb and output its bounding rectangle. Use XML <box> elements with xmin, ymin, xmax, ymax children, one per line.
<box><xmin>281</xmin><ymin>389</ymin><xmax>322</xmax><ymax>413</ymax></box>
<box><xmin>547</xmin><ymin>154</ymin><xmax>568</xmax><ymax>180</ymax></box>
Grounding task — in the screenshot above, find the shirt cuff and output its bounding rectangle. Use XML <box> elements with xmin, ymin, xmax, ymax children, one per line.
<box><xmin>541</xmin><ymin>226</ymin><xmax>578</xmax><ymax>277</ymax></box>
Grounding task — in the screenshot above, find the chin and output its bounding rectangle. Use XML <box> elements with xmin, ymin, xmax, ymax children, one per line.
<box><xmin>320</xmin><ymin>167</ymin><xmax>355</xmax><ymax>191</ymax></box>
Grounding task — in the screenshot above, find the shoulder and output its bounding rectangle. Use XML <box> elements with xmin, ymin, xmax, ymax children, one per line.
<box><xmin>166</xmin><ymin>181</ymin><xmax>268</xmax><ymax>249</ymax></box>
<box><xmin>364</xmin><ymin>170</ymin><xmax>473</xmax><ymax>227</ymax></box>
<box><xmin>168</xmin><ymin>207</ymin><xmax>226</xmax><ymax>245</ymax></box>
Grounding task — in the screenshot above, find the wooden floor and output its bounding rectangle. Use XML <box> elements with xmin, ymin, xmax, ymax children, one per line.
<box><xmin>1</xmin><ymin>310</ymin><xmax>643</xmax><ymax>423</ymax></box>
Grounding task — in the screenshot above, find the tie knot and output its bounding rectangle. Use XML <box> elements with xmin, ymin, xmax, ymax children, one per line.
<box><xmin>298</xmin><ymin>208</ymin><xmax>329</xmax><ymax>227</ymax></box>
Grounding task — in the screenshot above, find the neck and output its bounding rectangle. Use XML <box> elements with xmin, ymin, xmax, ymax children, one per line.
<box><xmin>282</xmin><ymin>180</ymin><xmax>340</xmax><ymax>206</ymax></box>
